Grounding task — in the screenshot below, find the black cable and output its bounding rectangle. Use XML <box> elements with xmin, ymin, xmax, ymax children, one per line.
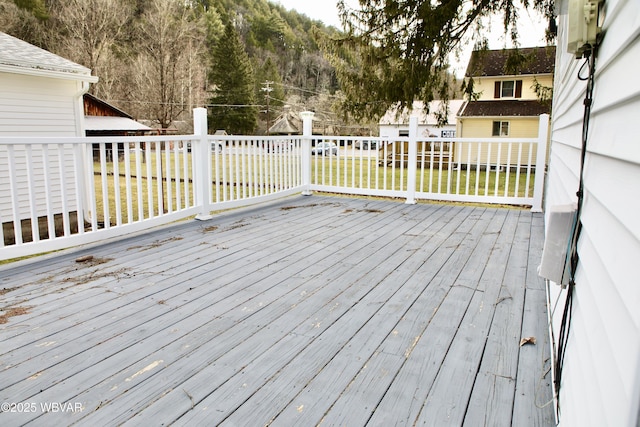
<box><xmin>554</xmin><ymin>44</ymin><xmax>597</xmax><ymax>409</ymax></box>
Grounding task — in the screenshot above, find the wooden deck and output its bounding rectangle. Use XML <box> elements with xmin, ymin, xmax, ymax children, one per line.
<box><xmin>0</xmin><ymin>195</ymin><xmax>555</xmax><ymax>426</ymax></box>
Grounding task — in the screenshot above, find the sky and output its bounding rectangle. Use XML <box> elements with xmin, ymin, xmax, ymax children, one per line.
<box><xmin>274</xmin><ymin>0</ymin><xmax>549</xmax><ymax>76</ymax></box>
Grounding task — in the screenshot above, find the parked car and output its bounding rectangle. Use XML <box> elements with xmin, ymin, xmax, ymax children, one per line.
<box><xmin>354</xmin><ymin>140</ymin><xmax>378</xmax><ymax>150</ymax></box>
<box><xmin>312</xmin><ymin>142</ymin><xmax>338</xmax><ymax>156</ymax></box>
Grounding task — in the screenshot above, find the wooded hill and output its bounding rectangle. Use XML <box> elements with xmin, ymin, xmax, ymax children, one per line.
<box><xmin>0</xmin><ymin>0</ymin><xmax>362</xmax><ymax>134</ymax></box>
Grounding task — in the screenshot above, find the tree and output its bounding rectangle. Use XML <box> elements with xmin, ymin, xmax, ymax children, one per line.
<box><xmin>46</xmin><ymin>0</ymin><xmax>132</xmax><ymax>83</ymax></box>
<box><xmin>0</xmin><ymin>0</ymin><xmax>46</xmax><ymax>45</ymax></box>
<box><xmin>318</xmin><ymin>0</ymin><xmax>554</xmax><ymax>121</ymax></box>
<box><xmin>12</xmin><ymin>0</ymin><xmax>47</xmax><ymax>19</ymax></box>
<box><xmin>134</xmin><ymin>0</ymin><xmax>207</xmax><ymax>129</ymax></box>
<box><xmin>208</xmin><ymin>22</ymin><xmax>257</xmax><ymax>134</ymax></box>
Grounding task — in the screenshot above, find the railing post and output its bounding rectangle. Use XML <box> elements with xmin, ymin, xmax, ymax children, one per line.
<box><xmin>405</xmin><ymin>115</ymin><xmax>418</xmax><ymax>204</ymax></box>
<box><xmin>300</xmin><ymin>111</ymin><xmax>314</xmax><ymax>196</ymax></box>
<box><xmin>193</xmin><ymin>107</ymin><xmax>213</xmax><ymax>220</ymax></box>
<box><xmin>531</xmin><ymin>113</ymin><xmax>549</xmax><ymax>213</ymax></box>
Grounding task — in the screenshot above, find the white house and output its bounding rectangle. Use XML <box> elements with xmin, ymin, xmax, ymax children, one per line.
<box><xmin>544</xmin><ymin>0</ymin><xmax>640</xmax><ymax>425</ymax></box>
<box><xmin>0</xmin><ymin>32</ymin><xmax>97</xmax><ymax>244</ymax></box>
<box><xmin>379</xmin><ymin>100</ymin><xmax>464</xmax><ymax>138</ymax></box>
<box><xmin>0</xmin><ymin>32</ymin><xmax>97</xmax><ymax>136</ymax></box>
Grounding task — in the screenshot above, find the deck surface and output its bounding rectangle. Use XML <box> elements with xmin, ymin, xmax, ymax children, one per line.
<box><xmin>0</xmin><ymin>195</ymin><xmax>555</xmax><ymax>426</ymax></box>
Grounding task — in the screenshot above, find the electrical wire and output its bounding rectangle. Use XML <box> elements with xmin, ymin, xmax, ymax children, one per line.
<box><xmin>554</xmin><ymin>43</ymin><xmax>597</xmax><ymax>411</ymax></box>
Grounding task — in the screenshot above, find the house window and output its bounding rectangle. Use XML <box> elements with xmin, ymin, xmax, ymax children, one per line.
<box><xmin>494</xmin><ymin>80</ymin><xmax>523</xmax><ymax>98</ymax></box>
<box><xmin>492</xmin><ymin>121</ymin><xmax>509</xmax><ymax>136</ymax></box>
<box><xmin>501</xmin><ymin>81</ymin><xmax>515</xmax><ymax>97</ymax></box>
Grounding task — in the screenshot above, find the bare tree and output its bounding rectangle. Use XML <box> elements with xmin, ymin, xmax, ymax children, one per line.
<box><xmin>133</xmin><ymin>0</ymin><xmax>207</xmax><ymax>129</ymax></box>
<box><xmin>46</xmin><ymin>0</ymin><xmax>132</xmax><ymax>87</ymax></box>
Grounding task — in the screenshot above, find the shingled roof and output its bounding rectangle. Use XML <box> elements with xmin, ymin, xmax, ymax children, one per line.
<box><xmin>465</xmin><ymin>46</ymin><xmax>556</xmax><ymax>77</ymax></box>
<box><xmin>459</xmin><ymin>100</ymin><xmax>551</xmax><ymax>117</ymax></box>
<box><xmin>0</xmin><ymin>31</ymin><xmax>96</xmax><ymax>81</ymax></box>
<box><xmin>269</xmin><ymin>115</ymin><xmax>299</xmax><ymax>134</ymax></box>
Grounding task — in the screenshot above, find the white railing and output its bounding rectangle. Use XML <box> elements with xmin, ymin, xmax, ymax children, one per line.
<box><xmin>309</xmin><ymin>115</ymin><xmax>548</xmax><ymax>210</ymax></box>
<box><xmin>0</xmin><ymin>109</ymin><xmax>548</xmax><ymax>261</ymax></box>
<box><xmin>0</xmin><ymin>108</ymin><xmax>304</xmax><ymax>260</ymax></box>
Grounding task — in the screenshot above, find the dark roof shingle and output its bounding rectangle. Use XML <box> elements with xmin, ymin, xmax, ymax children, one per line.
<box><xmin>465</xmin><ymin>46</ymin><xmax>556</xmax><ymax>77</ymax></box>
<box><xmin>459</xmin><ymin>100</ymin><xmax>551</xmax><ymax>117</ymax></box>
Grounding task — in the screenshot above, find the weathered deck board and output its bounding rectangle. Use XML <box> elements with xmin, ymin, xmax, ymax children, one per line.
<box><xmin>0</xmin><ymin>195</ymin><xmax>555</xmax><ymax>426</ymax></box>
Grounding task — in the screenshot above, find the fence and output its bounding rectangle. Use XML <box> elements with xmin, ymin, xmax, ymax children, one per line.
<box><xmin>0</xmin><ymin>109</ymin><xmax>548</xmax><ymax>261</ymax></box>
<box><xmin>310</xmin><ymin>115</ymin><xmax>548</xmax><ymax>208</ymax></box>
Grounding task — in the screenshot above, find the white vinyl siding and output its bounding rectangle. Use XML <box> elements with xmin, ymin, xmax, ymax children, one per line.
<box><xmin>0</xmin><ymin>72</ymin><xmax>84</xmax><ymax>222</ymax></box>
<box><xmin>0</xmin><ymin>73</ymin><xmax>82</xmax><ymax>136</ymax></box>
<box><xmin>546</xmin><ymin>0</ymin><xmax>640</xmax><ymax>426</ymax></box>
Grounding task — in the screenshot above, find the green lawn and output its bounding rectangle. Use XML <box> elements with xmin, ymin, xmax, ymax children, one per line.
<box><xmin>311</xmin><ymin>157</ymin><xmax>535</xmax><ymax>198</ymax></box>
<box><xmin>91</xmin><ymin>151</ymin><xmax>535</xmax><ymax>224</ymax></box>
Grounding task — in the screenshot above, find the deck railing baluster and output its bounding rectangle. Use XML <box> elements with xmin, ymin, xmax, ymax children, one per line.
<box><xmin>0</xmin><ymin>111</ymin><xmax>549</xmax><ymax>261</ymax></box>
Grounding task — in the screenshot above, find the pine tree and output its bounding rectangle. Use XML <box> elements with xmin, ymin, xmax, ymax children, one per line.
<box><xmin>318</xmin><ymin>0</ymin><xmax>555</xmax><ymax>121</ymax></box>
<box><xmin>208</xmin><ymin>22</ymin><xmax>257</xmax><ymax>134</ymax></box>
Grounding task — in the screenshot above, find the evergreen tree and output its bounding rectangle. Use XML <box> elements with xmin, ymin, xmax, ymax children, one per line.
<box><xmin>318</xmin><ymin>0</ymin><xmax>554</xmax><ymax>121</ymax></box>
<box><xmin>12</xmin><ymin>0</ymin><xmax>48</xmax><ymax>20</ymax></box>
<box><xmin>208</xmin><ymin>22</ymin><xmax>257</xmax><ymax>134</ymax></box>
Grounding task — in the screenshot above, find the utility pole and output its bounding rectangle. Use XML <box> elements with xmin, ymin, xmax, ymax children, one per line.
<box><xmin>261</xmin><ymin>81</ymin><xmax>273</xmax><ymax>135</ymax></box>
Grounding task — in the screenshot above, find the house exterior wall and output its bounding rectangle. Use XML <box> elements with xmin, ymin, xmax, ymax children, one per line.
<box><xmin>0</xmin><ymin>72</ymin><xmax>86</xmax><ymax>224</ymax></box>
<box><xmin>471</xmin><ymin>74</ymin><xmax>553</xmax><ymax>101</ymax></box>
<box><xmin>378</xmin><ymin>100</ymin><xmax>464</xmax><ymax>139</ymax></box>
<box><xmin>546</xmin><ymin>0</ymin><xmax>640</xmax><ymax>426</ymax></box>
<box><xmin>457</xmin><ymin>58</ymin><xmax>553</xmax><ymax>166</ymax></box>
<box><xmin>379</xmin><ymin>123</ymin><xmax>457</xmax><ymax>139</ymax></box>
<box><xmin>455</xmin><ymin>116</ymin><xmax>540</xmax><ymax>165</ymax></box>
<box><xmin>457</xmin><ymin>116</ymin><xmax>540</xmax><ymax>138</ymax></box>
<box><xmin>0</xmin><ymin>72</ymin><xmax>85</xmax><ymax>136</ymax></box>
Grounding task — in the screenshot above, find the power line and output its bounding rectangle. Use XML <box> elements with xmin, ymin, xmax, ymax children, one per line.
<box><xmin>276</xmin><ymin>82</ymin><xmax>341</xmax><ymax>98</ymax></box>
<box><xmin>261</xmin><ymin>81</ymin><xmax>274</xmax><ymax>134</ymax></box>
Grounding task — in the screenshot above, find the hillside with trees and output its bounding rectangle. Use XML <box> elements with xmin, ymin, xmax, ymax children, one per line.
<box><xmin>0</xmin><ymin>0</ymin><xmax>359</xmax><ymax>134</ymax></box>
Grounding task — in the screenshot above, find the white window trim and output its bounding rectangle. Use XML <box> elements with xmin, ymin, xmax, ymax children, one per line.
<box><xmin>500</xmin><ymin>80</ymin><xmax>516</xmax><ymax>98</ymax></box>
<box><xmin>492</xmin><ymin>120</ymin><xmax>510</xmax><ymax>137</ymax></box>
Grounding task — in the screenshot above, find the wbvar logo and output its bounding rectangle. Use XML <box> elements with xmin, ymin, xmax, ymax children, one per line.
<box><xmin>40</xmin><ymin>402</ymin><xmax>83</xmax><ymax>413</ymax></box>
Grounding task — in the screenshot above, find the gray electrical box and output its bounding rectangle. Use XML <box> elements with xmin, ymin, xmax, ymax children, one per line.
<box><xmin>538</xmin><ymin>204</ymin><xmax>578</xmax><ymax>286</ymax></box>
<box><xmin>567</xmin><ymin>0</ymin><xmax>605</xmax><ymax>58</ymax></box>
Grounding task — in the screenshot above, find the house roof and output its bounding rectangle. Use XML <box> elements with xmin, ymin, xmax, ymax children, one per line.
<box><xmin>84</xmin><ymin>116</ymin><xmax>151</xmax><ymax>132</ymax></box>
<box><xmin>379</xmin><ymin>100</ymin><xmax>465</xmax><ymax>126</ymax></box>
<box><xmin>0</xmin><ymin>31</ymin><xmax>97</xmax><ymax>82</ymax></box>
<box><xmin>458</xmin><ymin>100</ymin><xmax>551</xmax><ymax>117</ymax></box>
<box><xmin>269</xmin><ymin>115</ymin><xmax>299</xmax><ymax>134</ymax></box>
<box><xmin>465</xmin><ymin>46</ymin><xmax>556</xmax><ymax>77</ymax></box>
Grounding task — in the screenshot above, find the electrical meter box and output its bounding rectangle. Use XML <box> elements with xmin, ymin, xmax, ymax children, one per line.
<box><xmin>538</xmin><ymin>204</ymin><xmax>578</xmax><ymax>286</ymax></box>
<box><xmin>567</xmin><ymin>0</ymin><xmax>604</xmax><ymax>58</ymax></box>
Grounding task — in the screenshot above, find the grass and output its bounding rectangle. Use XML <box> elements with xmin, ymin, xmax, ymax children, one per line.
<box><xmin>91</xmin><ymin>149</ymin><xmax>301</xmax><ymax>224</ymax></box>
<box><xmin>311</xmin><ymin>157</ymin><xmax>535</xmax><ymax>198</ymax></box>
<box><xmin>90</xmin><ymin>149</ymin><xmax>536</xmax><ymax>225</ymax></box>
